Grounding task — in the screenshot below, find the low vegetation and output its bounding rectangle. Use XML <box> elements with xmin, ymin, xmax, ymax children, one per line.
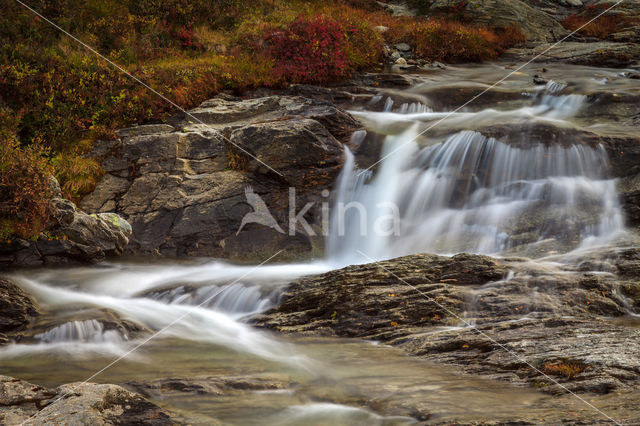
<box><xmin>542</xmin><ymin>359</ymin><xmax>590</xmax><ymax>379</ymax></box>
<box><xmin>0</xmin><ymin>0</ymin><xmax>523</xmax><ymax>240</ymax></box>
<box><xmin>562</xmin><ymin>3</ymin><xmax>637</xmax><ymax>40</ymax></box>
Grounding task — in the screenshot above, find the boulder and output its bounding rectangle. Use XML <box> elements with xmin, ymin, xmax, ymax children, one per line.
<box><xmin>81</xmin><ymin>95</ymin><xmax>357</xmax><ymax>261</ymax></box>
<box><xmin>0</xmin><ymin>279</ymin><xmax>38</xmax><ymax>343</ymax></box>
<box><xmin>229</xmin><ymin>118</ymin><xmax>343</xmax><ymax>185</ymax></box>
<box><xmin>429</xmin><ymin>0</ymin><xmax>569</xmax><ymax>42</ymax></box>
<box><xmin>0</xmin><ymin>194</ymin><xmax>131</xmax><ymax>268</ymax></box>
<box><xmin>0</xmin><ymin>376</ymin><xmax>176</xmax><ymax>425</ymax></box>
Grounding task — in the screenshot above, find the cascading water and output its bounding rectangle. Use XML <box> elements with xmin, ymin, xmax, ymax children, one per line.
<box><xmin>36</xmin><ymin>320</ymin><xmax>124</xmax><ymax>344</ymax></box>
<box><xmin>329</xmin><ymin>93</ymin><xmax>625</xmax><ymax>265</ymax></box>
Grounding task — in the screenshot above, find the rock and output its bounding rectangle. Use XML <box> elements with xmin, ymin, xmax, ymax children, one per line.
<box><xmin>254</xmin><ymin>253</ymin><xmax>508</xmax><ymax>339</ymax></box>
<box><xmin>188</xmin><ymin>95</ymin><xmax>361</xmax><ymax>143</ymax></box>
<box><xmin>0</xmin><ymin>279</ymin><xmax>37</xmax><ymax>341</ymax></box>
<box><xmin>0</xmin><ymin>193</ymin><xmax>131</xmax><ymax>268</ymax></box>
<box><xmin>62</xmin><ymin>208</ymin><xmax>131</xmax><ymax>256</ymax></box>
<box><xmin>394</xmin><ymin>57</ymin><xmax>407</xmax><ymax>65</ymax></box>
<box><xmin>0</xmin><ymin>376</ymin><xmax>56</xmax><ymax>424</ymax></box>
<box><xmin>506</xmin><ymin>42</ymin><xmax>640</xmax><ymax>67</ymax></box>
<box><xmin>565</xmin><ymin>0</ymin><xmax>583</xmax><ymax>6</ymax></box>
<box><xmin>629</xmin><ymin>73</ymin><xmax>640</xmax><ymax>79</ymax></box>
<box><xmin>390</xmin><ymin>51</ymin><xmax>401</xmax><ymax>62</ymax></box>
<box><xmin>0</xmin><ymin>376</ymin><xmax>177</xmax><ymax>425</ymax></box>
<box><xmin>396</xmin><ymin>317</ymin><xmax>640</xmax><ymax>394</ymax></box>
<box><xmin>81</xmin><ymin>95</ymin><xmax>357</xmax><ymax>261</ymax></box>
<box><xmin>373</xmin><ymin>25</ymin><xmax>389</xmax><ymax>33</ymax></box>
<box><xmin>254</xmin><ymin>251</ymin><xmax>640</xmax><ymax>392</ymax></box>
<box><xmin>229</xmin><ymin>118</ymin><xmax>343</xmax><ymax>185</ymax></box>
<box><xmin>48</xmin><ymin>175</ymin><xmax>62</xmax><ymax>198</ymax></box>
<box><xmin>378</xmin><ymin>1</ymin><xmax>415</xmax><ymax>17</ymax></box>
<box><xmin>128</xmin><ymin>376</ymin><xmax>288</xmax><ymax>399</ymax></box>
<box><xmin>429</xmin><ymin>0</ymin><xmax>569</xmax><ymax>42</ymax></box>
<box><xmin>533</xmin><ymin>74</ymin><xmax>549</xmax><ymax>85</ymax></box>
<box><xmin>394</xmin><ymin>43</ymin><xmax>411</xmax><ymax>52</ymax></box>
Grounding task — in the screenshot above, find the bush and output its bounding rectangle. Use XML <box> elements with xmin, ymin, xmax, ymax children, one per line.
<box><xmin>263</xmin><ymin>15</ymin><xmax>351</xmax><ymax>84</ymax></box>
<box><xmin>389</xmin><ymin>19</ymin><xmax>521</xmax><ymax>63</ymax></box>
<box><xmin>0</xmin><ymin>136</ymin><xmax>53</xmax><ymax>240</ymax></box>
<box><xmin>562</xmin><ymin>3</ymin><xmax>636</xmax><ymax>39</ymax></box>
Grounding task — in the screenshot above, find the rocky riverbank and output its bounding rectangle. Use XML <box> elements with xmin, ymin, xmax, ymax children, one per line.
<box><xmin>251</xmin><ymin>248</ymin><xmax>640</xmax><ymax>424</ymax></box>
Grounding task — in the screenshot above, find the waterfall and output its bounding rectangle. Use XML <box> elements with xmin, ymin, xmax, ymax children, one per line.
<box><xmin>328</xmin><ymin>128</ymin><xmax>624</xmax><ymax>264</ymax></box>
<box><xmin>35</xmin><ymin>320</ymin><xmax>124</xmax><ymax>344</ymax></box>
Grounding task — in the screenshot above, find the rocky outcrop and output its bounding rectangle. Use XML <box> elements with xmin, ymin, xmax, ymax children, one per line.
<box><xmin>0</xmin><ymin>279</ymin><xmax>37</xmax><ymax>344</ymax></box>
<box><xmin>254</xmin><ymin>250</ymin><xmax>640</xmax><ymax>393</ymax></box>
<box><xmin>0</xmin><ymin>194</ymin><xmax>131</xmax><ymax>268</ymax></box>
<box><xmin>0</xmin><ymin>376</ymin><xmax>176</xmax><ymax>425</ymax></box>
<box><xmin>81</xmin><ymin>95</ymin><xmax>360</xmax><ymax>261</ymax></box>
<box><xmin>506</xmin><ymin>41</ymin><xmax>640</xmax><ymax>67</ymax></box>
<box><xmin>429</xmin><ymin>0</ymin><xmax>569</xmax><ymax>42</ymax></box>
<box><xmin>397</xmin><ymin>317</ymin><xmax>640</xmax><ymax>395</ymax></box>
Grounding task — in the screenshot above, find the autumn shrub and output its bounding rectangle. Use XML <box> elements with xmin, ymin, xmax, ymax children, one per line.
<box><xmin>263</xmin><ymin>15</ymin><xmax>352</xmax><ymax>84</ymax></box>
<box><xmin>492</xmin><ymin>26</ymin><xmax>527</xmax><ymax>49</ymax></box>
<box><xmin>318</xmin><ymin>7</ymin><xmax>385</xmax><ymax>70</ymax></box>
<box><xmin>542</xmin><ymin>359</ymin><xmax>589</xmax><ymax>378</ymax></box>
<box><xmin>0</xmin><ymin>137</ymin><xmax>53</xmax><ymax>240</ymax></box>
<box><xmin>562</xmin><ymin>3</ymin><xmax>636</xmax><ymax>39</ymax></box>
<box><xmin>392</xmin><ymin>19</ymin><xmax>498</xmax><ymax>62</ymax></box>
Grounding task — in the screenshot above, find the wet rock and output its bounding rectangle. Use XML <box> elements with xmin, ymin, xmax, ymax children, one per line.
<box><xmin>255</xmin><ymin>251</ymin><xmax>640</xmax><ymax>393</ymax></box>
<box><xmin>0</xmin><ymin>376</ymin><xmax>56</xmax><ymax>424</ymax></box>
<box><xmin>396</xmin><ymin>317</ymin><xmax>640</xmax><ymax>394</ymax></box>
<box><xmin>0</xmin><ymin>377</ymin><xmax>177</xmax><ymax>425</ymax></box>
<box><xmin>0</xmin><ymin>279</ymin><xmax>38</xmax><ymax>342</ymax></box>
<box><xmin>128</xmin><ymin>376</ymin><xmax>288</xmax><ymax>398</ymax></box>
<box><xmin>533</xmin><ymin>75</ymin><xmax>549</xmax><ymax>85</ymax></box>
<box><xmin>254</xmin><ymin>253</ymin><xmax>508</xmax><ymax>339</ymax></box>
<box><xmin>394</xmin><ymin>43</ymin><xmax>411</xmax><ymax>52</ymax></box>
<box><xmin>429</xmin><ymin>0</ymin><xmax>568</xmax><ymax>42</ymax></box>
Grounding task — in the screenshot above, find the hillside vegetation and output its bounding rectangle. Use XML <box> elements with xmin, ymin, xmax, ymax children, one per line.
<box><xmin>0</xmin><ymin>0</ymin><xmax>522</xmax><ymax>240</ymax></box>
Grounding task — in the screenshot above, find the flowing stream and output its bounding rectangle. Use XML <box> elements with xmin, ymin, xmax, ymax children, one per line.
<box><xmin>3</xmin><ymin>64</ymin><xmax>639</xmax><ymax>424</ymax></box>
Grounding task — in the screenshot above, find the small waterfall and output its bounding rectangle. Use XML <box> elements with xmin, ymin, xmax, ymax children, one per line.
<box><xmin>35</xmin><ymin>320</ymin><xmax>124</xmax><ymax>343</ymax></box>
<box><xmin>149</xmin><ymin>283</ymin><xmax>279</xmax><ymax>316</ymax></box>
<box><xmin>537</xmin><ymin>94</ymin><xmax>587</xmax><ymax>119</ymax></box>
<box><xmin>329</xmin><ymin>129</ymin><xmax>625</xmax><ymax>264</ymax></box>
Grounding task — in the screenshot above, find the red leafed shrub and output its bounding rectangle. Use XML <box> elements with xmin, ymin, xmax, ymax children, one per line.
<box><xmin>563</xmin><ymin>14</ymin><xmax>624</xmax><ymax>39</ymax></box>
<box><xmin>562</xmin><ymin>3</ymin><xmax>636</xmax><ymax>39</ymax></box>
<box><xmin>492</xmin><ymin>26</ymin><xmax>527</xmax><ymax>49</ymax></box>
<box><xmin>263</xmin><ymin>15</ymin><xmax>352</xmax><ymax>85</ymax></box>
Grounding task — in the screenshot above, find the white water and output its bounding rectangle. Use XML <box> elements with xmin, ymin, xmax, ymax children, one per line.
<box><xmin>329</xmin><ymin>93</ymin><xmax>624</xmax><ymax>264</ymax></box>
<box><xmin>35</xmin><ymin>320</ymin><xmax>123</xmax><ymax>344</ymax></box>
